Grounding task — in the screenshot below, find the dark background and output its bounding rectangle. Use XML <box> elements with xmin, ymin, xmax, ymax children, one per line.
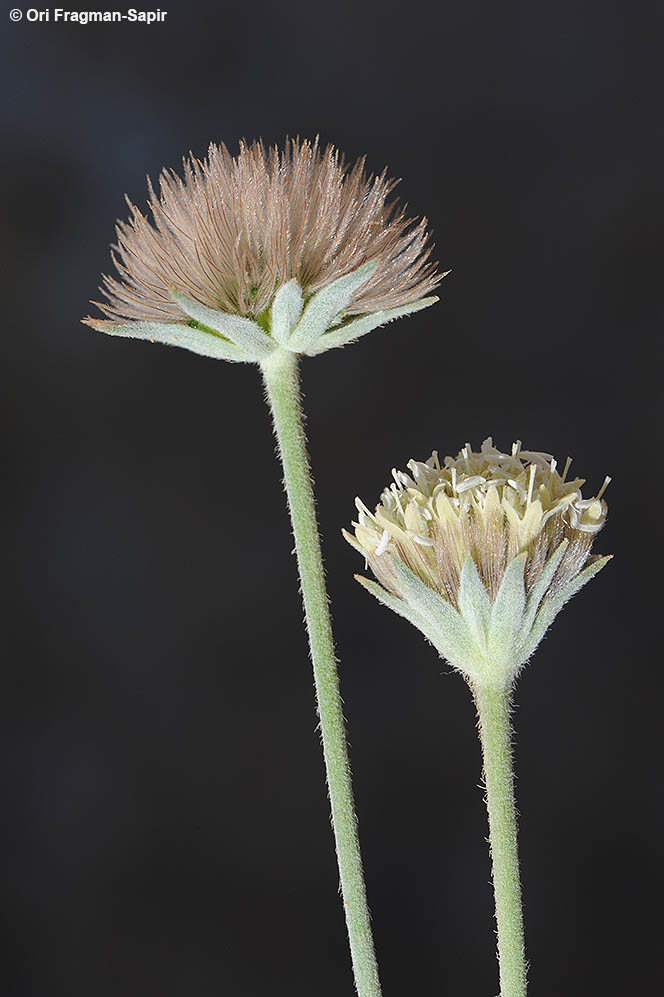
<box><xmin>3</xmin><ymin>1</ymin><xmax>662</xmax><ymax>994</ymax></box>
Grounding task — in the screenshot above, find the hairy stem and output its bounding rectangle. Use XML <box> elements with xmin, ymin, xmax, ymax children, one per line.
<box><xmin>261</xmin><ymin>347</ymin><xmax>382</xmax><ymax>997</ymax></box>
<box><xmin>472</xmin><ymin>680</ymin><xmax>527</xmax><ymax>997</ymax></box>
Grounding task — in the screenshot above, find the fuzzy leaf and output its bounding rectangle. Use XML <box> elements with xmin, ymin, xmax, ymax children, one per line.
<box><xmin>518</xmin><ymin>555</ymin><xmax>612</xmax><ymax>663</ymax></box>
<box><xmin>88</xmin><ymin>319</ymin><xmax>250</xmax><ymax>362</ymax></box>
<box><xmin>391</xmin><ymin>561</ymin><xmax>477</xmax><ymax>670</ymax></box>
<box><xmin>540</xmin><ymin>555</ymin><xmax>612</xmax><ymax>625</ymax></box>
<box><xmin>306</xmin><ymin>297</ymin><xmax>438</xmax><ymax>355</ymax></box>
<box><xmin>354</xmin><ymin>576</ymin><xmax>445</xmax><ymax>650</ymax></box>
<box><xmin>487</xmin><ymin>553</ymin><xmax>526</xmax><ymax>666</ymax></box>
<box><xmin>170</xmin><ymin>289</ymin><xmax>275</xmax><ymax>360</ymax></box>
<box><xmin>287</xmin><ymin>260</ymin><xmax>379</xmax><ymax>353</ymax></box>
<box><xmin>271</xmin><ymin>280</ymin><xmax>304</xmax><ymax>344</ymax></box>
<box><xmin>458</xmin><ymin>558</ymin><xmax>492</xmax><ymax>654</ymax></box>
<box><xmin>520</xmin><ymin>540</ymin><xmax>568</xmax><ymax>637</ymax></box>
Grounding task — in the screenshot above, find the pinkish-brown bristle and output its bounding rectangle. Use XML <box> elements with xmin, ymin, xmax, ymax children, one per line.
<box><xmin>88</xmin><ymin>137</ymin><xmax>442</xmax><ymax>324</ymax></box>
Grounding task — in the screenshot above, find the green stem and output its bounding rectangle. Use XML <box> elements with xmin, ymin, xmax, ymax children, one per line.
<box><xmin>260</xmin><ymin>347</ymin><xmax>382</xmax><ymax>997</ymax></box>
<box><xmin>472</xmin><ymin>681</ymin><xmax>527</xmax><ymax>997</ymax></box>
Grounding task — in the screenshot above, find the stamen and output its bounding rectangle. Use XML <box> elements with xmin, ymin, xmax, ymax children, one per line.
<box><xmin>507</xmin><ymin>478</ymin><xmax>526</xmax><ymax>499</ymax></box>
<box><xmin>596</xmin><ymin>475</ymin><xmax>611</xmax><ymax>500</ymax></box>
<box><xmin>456</xmin><ymin>475</ymin><xmax>486</xmax><ymax>494</ymax></box>
<box><xmin>375</xmin><ymin>530</ymin><xmax>390</xmax><ymax>556</ymax></box>
<box><xmin>412</xmin><ymin>534</ymin><xmax>434</xmax><ymax>547</ymax></box>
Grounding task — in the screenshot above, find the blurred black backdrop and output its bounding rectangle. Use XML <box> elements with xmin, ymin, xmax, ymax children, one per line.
<box><xmin>3</xmin><ymin>1</ymin><xmax>663</xmax><ymax>994</ymax></box>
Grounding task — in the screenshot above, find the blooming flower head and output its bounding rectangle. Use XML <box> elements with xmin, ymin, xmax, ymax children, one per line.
<box><xmin>345</xmin><ymin>438</ymin><xmax>611</xmax><ymax>684</ymax></box>
<box><xmin>83</xmin><ymin>138</ymin><xmax>443</xmax><ymax>362</ymax></box>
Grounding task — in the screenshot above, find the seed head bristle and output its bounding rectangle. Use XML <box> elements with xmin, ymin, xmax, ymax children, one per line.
<box><xmin>87</xmin><ymin>137</ymin><xmax>441</xmax><ymax>324</ymax></box>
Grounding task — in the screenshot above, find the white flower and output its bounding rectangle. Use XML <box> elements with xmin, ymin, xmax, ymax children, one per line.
<box><xmin>345</xmin><ymin>438</ymin><xmax>611</xmax><ymax>685</ymax></box>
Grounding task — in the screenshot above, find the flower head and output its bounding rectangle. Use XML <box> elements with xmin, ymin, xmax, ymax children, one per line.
<box><xmin>345</xmin><ymin>438</ymin><xmax>611</xmax><ymax>684</ymax></box>
<box><xmin>84</xmin><ymin>138</ymin><xmax>443</xmax><ymax>362</ymax></box>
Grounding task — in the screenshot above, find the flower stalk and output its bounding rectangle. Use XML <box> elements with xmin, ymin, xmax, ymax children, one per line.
<box><xmin>346</xmin><ymin>438</ymin><xmax>611</xmax><ymax>995</ymax></box>
<box><xmin>473</xmin><ymin>680</ymin><xmax>526</xmax><ymax>997</ymax></box>
<box><xmin>84</xmin><ymin>136</ymin><xmax>444</xmax><ymax>995</ymax></box>
<box><xmin>261</xmin><ymin>347</ymin><xmax>382</xmax><ymax>997</ymax></box>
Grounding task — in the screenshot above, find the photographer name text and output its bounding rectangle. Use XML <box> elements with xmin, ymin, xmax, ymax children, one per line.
<box><xmin>11</xmin><ymin>8</ymin><xmax>167</xmax><ymax>23</ymax></box>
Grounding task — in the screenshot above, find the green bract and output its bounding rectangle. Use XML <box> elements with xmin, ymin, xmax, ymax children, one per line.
<box><xmin>358</xmin><ymin>545</ymin><xmax>610</xmax><ymax>685</ymax></box>
<box><xmin>88</xmin><ymin>261</ymin><xmax>438</xmax><ymax>363</ymax></box>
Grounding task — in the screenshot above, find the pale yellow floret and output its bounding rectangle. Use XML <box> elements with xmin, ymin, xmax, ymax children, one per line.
<box><xmin>347</xmin><ymin>438</ymin><xmax>609</xmax><ymax>605</ymax></box>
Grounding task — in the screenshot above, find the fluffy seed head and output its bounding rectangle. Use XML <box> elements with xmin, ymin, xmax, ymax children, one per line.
<box><xmin>85</xmin><ymin>137</ymin><xmax>441</xmax><ymax>326</ymax></box>
<box><xmin>345</xmin><ymin>437</ymin><xmax>609</xmax><ymax>609</ymax></box>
